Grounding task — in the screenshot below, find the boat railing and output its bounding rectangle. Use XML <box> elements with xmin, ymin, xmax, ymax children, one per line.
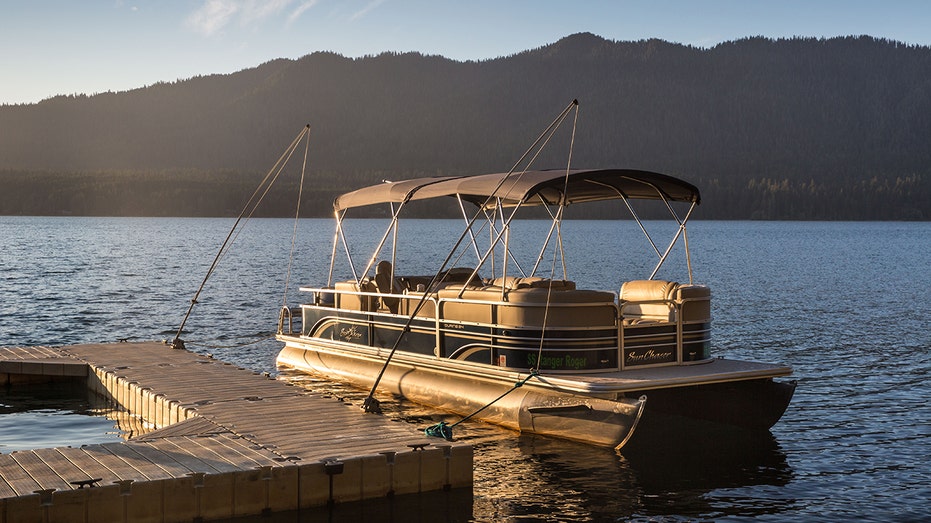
<box><xmin>295</xmin><ymin>281</ymin><xmax>711</xmax><ymax>370</ymax></box>
<box><xmin>298</xmin><ymin>284</ymin><xmax>440</xmax><ymax>317</ymax></box>
<box><xmin>298</xmin><ymin>282</ymin><xmax>617</xmax><ymax>329</ymax></box>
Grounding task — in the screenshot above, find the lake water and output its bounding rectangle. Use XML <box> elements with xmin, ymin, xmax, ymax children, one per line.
<box><xmin>0</xmin><ymin>382</ymin><xmax>125</xmax><ymax>451</ymax></box>
<box><xmin>1</xmin><ymin>217</ymin><xmax>929</xmax><ymax>521</ymax></box>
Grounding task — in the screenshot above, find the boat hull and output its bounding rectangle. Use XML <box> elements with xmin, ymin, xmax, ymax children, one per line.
<box><xmin>277</xmin><ymin>337</ymin><xmax>646</xmax><ymax>449</ymax></box>
<box><xmin>625</xmin><ymin>378</ymin><xmax>796</xmax><ymax>431</ymax></box>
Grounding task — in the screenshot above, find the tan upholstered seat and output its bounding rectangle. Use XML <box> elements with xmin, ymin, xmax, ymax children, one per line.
<box><xmin>334</xmin><ymin>280</ymin><xmax>378</xmax><ymax>311</ymax></box>
<box><xmin>437</xmin><ymin>285</ymin><xmax>615</xmax><ymax>327</ymax></box>
<box><xmin>619</xmin><ymin>280</ymin><xmax>678</xmax><ymax>323</ymax></box>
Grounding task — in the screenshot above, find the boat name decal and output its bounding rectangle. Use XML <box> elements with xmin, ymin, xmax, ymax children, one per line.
<box><xmin>442</xmin><ymin>322</ymin><xmax>464</xmax><ymax>330</ymax></box>
<box><xmin>339</xmin><ymin>325</ymin><xmax>363</xmax><ymax>342</ymax></box>
<box><xmin>526</xmin><ymin>353</ymin><xmax>588</xmax><ymax>370</ymax></box>
<box><xmin>626</xmin><ymin>348</ymin><xmax>674</xmax><ymax>364</ymax></box>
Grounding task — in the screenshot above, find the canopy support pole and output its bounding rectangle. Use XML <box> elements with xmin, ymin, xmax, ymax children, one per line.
<box><xmin>327</xmin><ymin>210</ymin><xmax>343</xmax><ymax>287</ymax></box>
<box><xmin>457</xmin><ymin>195</ymin><xmax>483</xmax><ymax>262</ymax></box>
<box><xmin>649</xmin><ymin>201</ymin><xmax>697</xmax><ymax>281</ymax></box>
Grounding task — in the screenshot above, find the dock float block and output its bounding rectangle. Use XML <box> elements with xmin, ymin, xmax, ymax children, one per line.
<box><xmin>0</xmin><ymin>343</ymin><xmax>473</xmax><ymax>522</ymax></box>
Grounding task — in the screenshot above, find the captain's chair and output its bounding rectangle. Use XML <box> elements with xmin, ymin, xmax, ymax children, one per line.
<box><xmin>374</xmin><ymin>260</ymin><xmax>401</xmax><ymax>313</ymax></box>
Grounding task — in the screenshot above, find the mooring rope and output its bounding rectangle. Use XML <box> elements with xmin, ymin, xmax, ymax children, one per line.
<box><xmin>171</xmin><ymin>125</ymin><xmax>310</xmax><ymax>350</ymax></box>
<box><xmin>283</xmin><ymin>126</ymin><xmax>312</xmax><ymax>308</ymax></box>
<box><xmin>360</xmin><ymin>100</ymin><xmax>580</xmax><ymax>415</ymax></box>
<box><xmin>530</xmin><ymin>103</ymin><xmax>580</xmax><ymax>369</ymax></box>
<box><xmin>426</xmin><ymin>102</ymin><xmax>581</xmax><ymax>440</ymax></box>
<box><xmin>424</xmin><ymin>370</ymin><xmax>538</xmax><ymax>441</ymax></box>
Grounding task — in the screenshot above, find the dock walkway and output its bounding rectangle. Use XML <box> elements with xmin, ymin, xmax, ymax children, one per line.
<box><xmin>0</xmin><ymin>342</ymin><xmax>471</xmax><ymax>522</ymax></box>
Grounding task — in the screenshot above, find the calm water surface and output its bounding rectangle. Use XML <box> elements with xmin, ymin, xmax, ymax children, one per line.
<box><xmin>1</xmin><ymin>217</ymin><xmax>929</xmax><ymax>521</ymax></box>
<box><xmin>0</xmin><ymin>382</ymin><xmax>125</xmax><ymax>451</ymax></box>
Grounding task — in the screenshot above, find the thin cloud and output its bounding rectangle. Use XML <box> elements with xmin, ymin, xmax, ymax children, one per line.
<box><xmin>185</xmin><ymin>0</ymin><xmax>298</xmax><ymax>36</ymax></box>
<box><xmin>186</xmin><ymin>0</ymin><xmax>240</xmax><ymax>36</ymax></box>
<box><xmin>239</xmin><ymin>0</ymin><xmax>294</xmax><ymax>25</ymax></box>
<box><xmin>350</xmin><ymin>0</ymin><xmax>386</xmax><ymax>22</ymax></box>
<box><xmin>287</xmin><ymin>0</ymin><xmax>319</xmax><ymax>26</ymax></box>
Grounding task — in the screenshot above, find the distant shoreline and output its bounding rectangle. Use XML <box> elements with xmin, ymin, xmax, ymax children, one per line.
<box><xmin>1</xmin><ymin>169</ymin><xmax>926</xmax><ymax>221</ymax></box>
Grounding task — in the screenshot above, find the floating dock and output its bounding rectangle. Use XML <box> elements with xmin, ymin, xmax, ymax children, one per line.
<box><xmin>0</xmin><ymin>342</ymin><xmax>472</xmax><ymax>522</ymax></box>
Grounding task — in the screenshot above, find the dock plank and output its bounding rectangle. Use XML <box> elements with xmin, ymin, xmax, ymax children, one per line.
<box><xmin>78</xmin><ymin>444</ymin><xmax>151</xmax><ymax>481</ymax></box>
<box><xmin>197</xmin><ymin>434</ymin><xmax>285</xmax><ymax>469</ymax></box>
<box><xmin>196</xmin><ymin>398</ymin><xmax>432</xmax><ymax>460</ymax></box>
<box><xmin>0</xmin><ymin>454</ymin><xmax>42</xmax><ymax>496</ymax></box>
<box><xmin>139</xmin><ymin>437</ymin><xmax>234</xmax><ymax>474</ymax></box>
<box><xmin>53</xmin><ymin>447</ymin><xmax>121</xmax><ymax>485</ymax></box>
<box><xmin>8</xmin><ymin>450</ymin><xmax>73</xmax><ymax>492</ymax></box>
<box><xmin>31</xmin><ymin>448</ymin><xmax>99</xmax><ymax>487</ymax></box>
<box><xmin>0</xmin><ymin>470</ymin><xmax>16</xmax><ymax>499</ymax></box>
<box><xmin>99</xmin><ymin>443</ymin><xmax>174</xmax><ymax>481</ymax></box>
<box><xmin>0</xmin><ymin>346</ymin><xmax>66</xmax><ymax>360</ymax></box>
<box><xmin>171</xmin><ymin>436</ymin><xmax>259</xmax><ymax>473</ymax></box>
<box><xmin>134</xmin><ymin>416</ymin><xmax>228</xmax><ymax>438</ymax></box>
<box><xmin>121</xmin><ymin>441</ymin><xmax>203</xmax><ymax>478</ymax></box>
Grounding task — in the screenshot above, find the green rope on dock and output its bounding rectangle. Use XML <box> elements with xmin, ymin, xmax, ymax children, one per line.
<box><xmin>425</xmin><ymin>421</ymin><xmax>453</xmax><ymax>440</ymax></box>
<box><xmin>424</xmin><ymin>370</ymin><xmax>538</xmax><ymax>441</ymax></box>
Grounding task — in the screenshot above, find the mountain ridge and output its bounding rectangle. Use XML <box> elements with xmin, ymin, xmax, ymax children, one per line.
<box><xmin>1</xmin><ymin>33</ymin><xmax>928</xmax><ymax>219</ymax></box>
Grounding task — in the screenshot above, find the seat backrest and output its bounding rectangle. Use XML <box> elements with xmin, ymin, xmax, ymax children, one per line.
<box><xmin>334</xmin><ymin>280</ymin><xmax>378</xmax><ymax>311</ymax></box>
<box><xmin>620</xmin><ymin>280</ymin><xmax>678</xmax><ymax>302</ymax></box>
<box><xmin>374</xmin><ymin>260</ymin><xmax>395</xmax><ymax>293</ymax></box>
<box><xmin>488</xmin><ymin>276</ymin><xmax>576</xmax><ymax>291</ymax></box>
<box><xmin>374</xmin><ymin>260</ymin><xmax>400</xmax><ymax>313</ymax></box>
<box><xmin>619</xmin><ymin>280</ymin><xmax>678</xmax><ymax>322</ymax></box>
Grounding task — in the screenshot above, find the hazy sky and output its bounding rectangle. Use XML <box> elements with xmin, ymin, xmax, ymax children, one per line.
<box><xmin>2</xmin><ymin>0</ymin><xmax>929</xmax><ymax>105</ymax></box>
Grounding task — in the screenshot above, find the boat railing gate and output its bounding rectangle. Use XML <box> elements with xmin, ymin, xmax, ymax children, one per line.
<box><xmin>278</xmin><ymin>306</ymin><xmax>302</xmax><ymax>335</ymax></box>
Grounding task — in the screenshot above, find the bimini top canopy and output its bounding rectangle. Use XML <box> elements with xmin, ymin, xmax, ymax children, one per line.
<box><xmin>333</xmin><ymin>169</ymin><xmax>700</xmax><ymax>212</ymax></box>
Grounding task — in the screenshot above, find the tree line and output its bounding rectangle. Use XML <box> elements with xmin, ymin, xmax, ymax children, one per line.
<box><xmin>1</xmin><ymin>168</ymin><xmax>925</xmax><ymax>220</ymax></box>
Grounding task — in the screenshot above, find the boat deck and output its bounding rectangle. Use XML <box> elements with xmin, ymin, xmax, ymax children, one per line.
<box><xmin>0</xmin><ymin>342</ymin><xmax>471</xmax><ymax>521</ymax></box>
<box><xmin>536</xmin><ymin>358</ymin><xmax>793</xmax><ymax>394</ymax></box>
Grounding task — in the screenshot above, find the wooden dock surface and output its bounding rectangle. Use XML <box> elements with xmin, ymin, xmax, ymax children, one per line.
<box><xmin>0</xmin><ymin>342</ymin><xmax>472</xmax><ymax>522</ymax></box>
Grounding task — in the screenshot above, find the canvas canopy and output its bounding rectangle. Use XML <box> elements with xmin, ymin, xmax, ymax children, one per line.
<box><xmin>332</xmin><ymin>169</ymin><xmax>700</xmax><ymax>212</ymax></box>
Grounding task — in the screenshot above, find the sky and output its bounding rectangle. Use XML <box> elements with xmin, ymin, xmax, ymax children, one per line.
<box><xmin>2</xmin><ymin>0</ymin><xmax>930</xmax><ymax>105</ymax></box>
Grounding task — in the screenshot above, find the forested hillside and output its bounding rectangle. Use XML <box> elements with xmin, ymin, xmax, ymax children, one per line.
<box><xmin>1</xmin><ymin>33</ymin><xmax>929</xmax><ymax>219</ymax></box>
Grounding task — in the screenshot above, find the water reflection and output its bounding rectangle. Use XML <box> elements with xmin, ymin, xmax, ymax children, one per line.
<box><xmin>0</xmin><ymin>381</ymin><xmax>133</xmax><ymax>452</ymax></box>
<box><xmin>279</xmin><ymin>370</ymin><xmax>795</xmax><ymax>521</ymax></box>
<box><xmin>624</xmin><ymin>426</ymin><xmax>794</xmax><ymax>520</ymax></box>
